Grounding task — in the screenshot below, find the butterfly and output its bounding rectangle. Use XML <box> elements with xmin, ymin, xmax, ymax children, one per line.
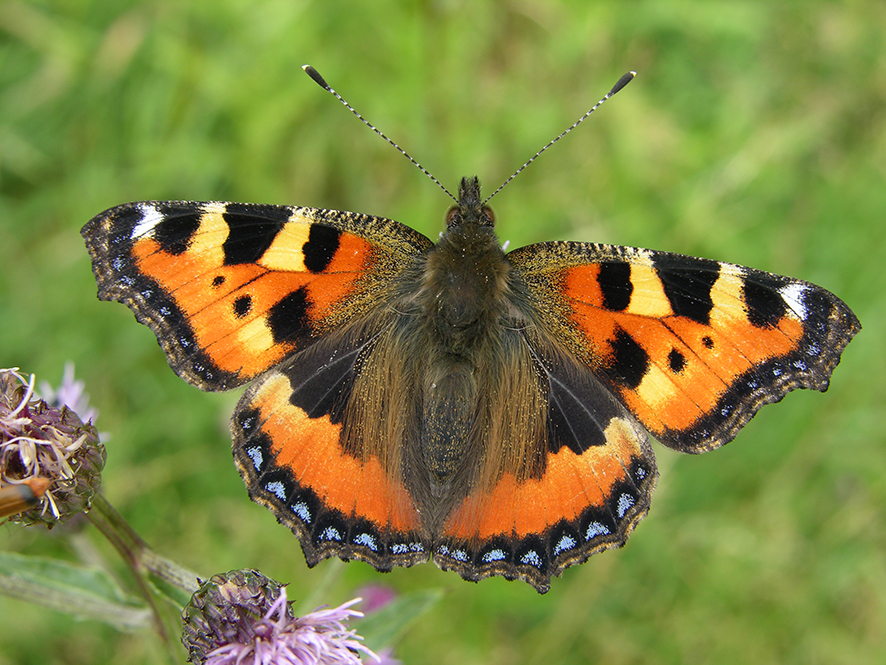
<box><xmin>81</xmin><ymin>73</ymin><xmax>859</xmax><ymax>594</ymax></box>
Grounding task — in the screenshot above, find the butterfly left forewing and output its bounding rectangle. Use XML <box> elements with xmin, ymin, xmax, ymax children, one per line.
<box><xmin>509</xmin><ymin>241</ymin><xmax>860</xmax><ymax>452</ymax></box>
<box><xmin>82</xmin><ymin>201</ymin><xmax>433</xmax><ymax>391</ymax></box>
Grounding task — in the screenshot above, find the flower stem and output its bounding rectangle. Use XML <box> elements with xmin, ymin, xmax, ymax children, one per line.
<box><xmin>86</xmin><ymin>492</ymin><xmax>203</xmax><ymax>647</ymax></box>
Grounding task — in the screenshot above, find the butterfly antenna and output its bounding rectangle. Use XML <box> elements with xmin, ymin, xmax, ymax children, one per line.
<box><xmin>303</xmin><ymin>65</ymin><xmax>457</xmax><ymax>203</ymax></box>
<box><xmin>483</xmin><ymin>71</ymin><xmax>636</xmax><ymax>205</ymax></box>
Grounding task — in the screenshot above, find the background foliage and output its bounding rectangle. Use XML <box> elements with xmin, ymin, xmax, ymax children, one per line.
<box><xmin>1</xmin><ymin>1</ymin><xmax>884</xmax><ymax>663</ymax></box>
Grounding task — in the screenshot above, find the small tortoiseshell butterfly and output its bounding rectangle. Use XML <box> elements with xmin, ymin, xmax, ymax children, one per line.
<box><xmin>82</xmin><ymin>69</ymin><xmax>859</xmax><ymax>593</ymax></box>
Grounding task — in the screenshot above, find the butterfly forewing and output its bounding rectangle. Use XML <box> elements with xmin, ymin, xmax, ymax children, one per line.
<box><xmin>508</xmin><ymin>241</ymin><xmax>860</xmax><ymax>453</ymax></box>
<box><xmin>82</xmin><ymin>201</ymin><xmax>432</xmax><ymax>391</ymax></box>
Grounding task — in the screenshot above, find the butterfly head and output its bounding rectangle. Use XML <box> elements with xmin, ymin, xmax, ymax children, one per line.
<box><xmin>446</xmin><ymin>176</ymin><xmax>495</xmax><ymax>230</ymax></box>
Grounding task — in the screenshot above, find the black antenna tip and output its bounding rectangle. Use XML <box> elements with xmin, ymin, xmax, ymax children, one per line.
<box><xmin>609</xmin><ymin>71</ymin><xmax>636</xmax><ymax>96</ymax></box>
<box><xmin>302</xmin><ymin>65</ymin><xmax>330</xmax><ymax>90</ymax></box>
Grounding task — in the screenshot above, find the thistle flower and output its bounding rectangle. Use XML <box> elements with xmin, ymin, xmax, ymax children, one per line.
<box><xmin>182</xmin><ymin>569</ymin><xmax>378</xmax><ymax>665</ymax></box>
<box><xmin>0</xmin><ymin>368</ymin><xmax>105</xmax><ymax>526</ymax></box>
<box><xmin>38</xmin><ymin>362</ymin><xmax>99</xmax><ymax>425</ymax></box>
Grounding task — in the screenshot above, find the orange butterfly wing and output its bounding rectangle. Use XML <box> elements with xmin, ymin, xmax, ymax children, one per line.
<box><xmin>432</xmin><ymin>334</ymin><xmax>657</xmax><ymax>592</ymax></box>
<box><xmin>508</xmin><ymin>242</ymin><xmax>860</xmax><ymax>452</ymax></box>
<box><xmin>83</xmin><ymin>201</ymin><xmax>434</xmax><ymax>569</ymax></box>
<box><xmin>82</xmin><ymin>201</ymin><xmax>432</xmax><ymax>390</ymax></box>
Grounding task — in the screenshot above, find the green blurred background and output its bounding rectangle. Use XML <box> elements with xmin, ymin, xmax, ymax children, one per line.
<box><xmin>1</xmin><ymin>1</ymin><xmax>884</xmax><ymax>663</ymax></box>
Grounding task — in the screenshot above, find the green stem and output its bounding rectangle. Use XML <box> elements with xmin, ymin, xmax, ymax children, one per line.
<box><xmin>85</xmin><ymin>492</ymin><xmax>203</xmax><ymax>647</ymax></box>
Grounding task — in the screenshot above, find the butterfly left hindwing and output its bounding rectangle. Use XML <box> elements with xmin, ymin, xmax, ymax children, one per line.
<box><xmin>231</xmin><ymin>326</ymin><xmax>430</xmax><ymax>572</ymax></box>
<box><xmin>82</xmin><ymin>176</ymin><xmax>859</xmax><ymax>593</ymax></box>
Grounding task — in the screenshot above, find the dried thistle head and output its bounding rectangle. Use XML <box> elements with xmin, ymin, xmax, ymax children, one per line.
<box><xmin>0</xmin><ymin>368</ymin><xmax>105</xmax><ymax>526</ymax></box>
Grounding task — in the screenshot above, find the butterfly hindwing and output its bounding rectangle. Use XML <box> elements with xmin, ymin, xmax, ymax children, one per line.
<box><xmin>433</xmin><ymin>331</ymin><xmax>656</xmax><ymax>592</ymax></box>
<box><xmin>508</xmin><ymin>241</ymin><xmax>860</xmax><ymax>453</ymax></box>
<box><xmin>81</xmin><ymin>201</ymin><xmax>432</xmax><ymax>391</ymax></box>
<box><xmin>232</xmin><ymin>323</ymin><xmax>430</xmax><ymax>572</ymax></box>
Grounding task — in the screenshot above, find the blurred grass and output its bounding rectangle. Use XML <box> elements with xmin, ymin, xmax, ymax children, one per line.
<box><xmin>1</xmin><ymin>1</ymin><xmax>884</xmax><ymax>663</ymax></box>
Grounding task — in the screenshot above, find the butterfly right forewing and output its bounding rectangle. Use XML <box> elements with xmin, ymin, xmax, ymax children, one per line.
<box><xmin>508</xmin><ymin>241</ymin><xmax>860</xmax><ymax>453</ymax></box>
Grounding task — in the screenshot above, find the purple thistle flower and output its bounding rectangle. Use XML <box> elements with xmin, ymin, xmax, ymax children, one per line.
<box><xmin>182</xmin><ymin>570</ymin><xmax>378</xmax><ymax>665</ymax></box>
<box><xmin>38</xmin><ymin>362</ymin><xmax>99</xmax><ymax>425</ymax></box>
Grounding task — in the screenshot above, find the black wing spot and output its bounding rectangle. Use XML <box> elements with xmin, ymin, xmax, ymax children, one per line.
<box><xmin>653</xmin><ymin>254</ymin><xmax>719</xmax><ymax>325</ymax></box>
<box><xmin>598</xmin><ymin>262</ymin><xmax>632</xmax><ymax>311</ymax></box>
<box><xmin>153</xmin><ymin>209</ymin><xmax>201</xmax><ymax>255</ymax></box>
<box><xmin>212</xmin><ymin>275</ymin><xmax>226</xmax><ymax>288</ymax></box>
<box><xmin>609</xmin><ymin>329</ymin><xmax>649</xmax><ymax>390</ymax></box>
<box><xmin>267</xmin><ymin>287</ymin><xmax>311</xmax><ymax>344</ymax></box>
<box><xmin>303</xmin><ymin>225</ymin><xmax>342</xmax><ymax>273</ymax></box>
<box><xmin>222</xmin><ymin>204</ymin><xmax>290</xmax><ymax>265</ymax></box>
<box><xmin>668</xmin><ymin>348</ymin><xmax>686</xmax><ymax>374</ymax></box>
<box><xmin>744</xmin><ymin>275</ymin><xmax>789</xmax><ymax>328</ymax></box>
<box><xmin>233</xmin><ymin>295</ymin><xmax>252</xmax><ymax>318</ymax></box>
<box><xmin>702</xmin><ymin>335</ymin><xmax>715</xmax><ymax>349</ymax></box>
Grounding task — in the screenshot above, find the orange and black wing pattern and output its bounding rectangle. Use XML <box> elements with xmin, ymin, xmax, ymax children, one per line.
<box><xmin>83</xmin><ymin>199</ymin><xmax>435</xmax><ymax>568</ymax></box>
<box><xmin>81</xmin><ymin>185</ymin><xmax>859</xmax><ymax>595</ymax></box>
<box><xmin>431</xmin><ymin>331</ymin><xmax>657</xmax><ymax>593</ymax></box>
<box><xmin>508</xmin><ymin>242</ymin><xmax>860</xmax><ymax>453</ymax></box>
<box><xmin>231</xmin><ymin>326</ymin><xmax>430</xmax><ymax>573</ymax></box>
<box><xmin>82</xmin><ymin>201</ymin><xmax>432</xmax><ymax>391</ymax></box>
